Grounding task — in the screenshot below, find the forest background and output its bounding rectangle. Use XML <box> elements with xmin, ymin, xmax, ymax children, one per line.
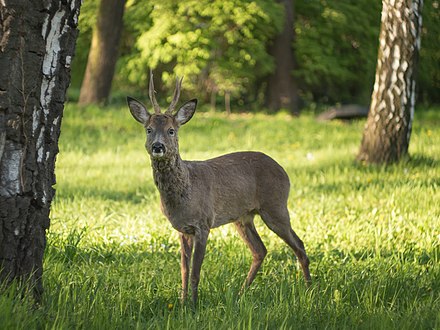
<box><xmin>72</xmin><ymin>0</ymin><xmax>439</xmax><ymax>111</ymax></box>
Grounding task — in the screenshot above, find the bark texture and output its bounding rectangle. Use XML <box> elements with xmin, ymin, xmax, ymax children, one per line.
<box><xmin>266</xmin><ymin>0</ymin><xmax>298</xmax><ymax>114</ymax></box>
<box><xmin>0</xmin><ymin>0</ymin><xmax>80</xmax><ymax>296</ymax></box>
<box><xmin>357</xmin><ymin>0</ymin><xmax>423</xmax><ymax>164</ymax></box>
<box><xmin>78</xmin><ymin>0</ymin><xmax>126</xmax><ymax>105</ymax></box>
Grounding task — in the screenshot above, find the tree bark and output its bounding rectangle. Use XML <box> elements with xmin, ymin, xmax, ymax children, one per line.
<box><xmin>78</xmin><ymin>0</ymin><xmax>126</xmax><ymax>105</ymax></box>
<box><xmin>266</xmin><ymin>0</ymin><xmax>298</xmax><ymax>114</ymax></box>
<box><xmin>357</xmin><ymin>0</ymin><xmax>423</xmax><ymax>164</ymax></box>
<box><xmin>0</xmin><ymin>0</ymin><xmax>81</xmax><ymax>298</ymax></box>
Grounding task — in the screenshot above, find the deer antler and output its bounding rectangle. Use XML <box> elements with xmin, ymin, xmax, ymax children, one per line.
<box><xmin>166</xmin><ymin>76</ymin><xmax>183</xmax><ymax>115</ymax></box>
<box><xmin>149</xmin><ymin>70</ymin><xmax>161</xmax><ymax>114</ymax></box>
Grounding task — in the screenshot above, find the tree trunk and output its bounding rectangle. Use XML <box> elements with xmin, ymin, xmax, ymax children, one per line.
<box><xmin>357</xmin><ymin>0</ymin><xmax>423</xmax><ymax>164</ymax></box>
<box><xmin>78</xmin><ymin>0</ymin><xmax>126</xmax><ymax>105</ymax></box>
<box><xmin>225</xmin><ymin>91</ymin><xmax>231</xmax><ymax>115</ymax></box>
<box><xmin>266</xmin><ymin>0</ymin><xmax>298</xmax><ymax>114</ymax></box>
<box><xmin>0</xmin><ymin>0</ymin><xmax>81</xmax><ymax>298</ymax></box>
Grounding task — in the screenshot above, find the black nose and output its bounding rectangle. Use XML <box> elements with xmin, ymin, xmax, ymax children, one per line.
<box><xmin>152</xmin><ymin>142</ymin><xmax>165</xmax><ymax>154</ymax></box>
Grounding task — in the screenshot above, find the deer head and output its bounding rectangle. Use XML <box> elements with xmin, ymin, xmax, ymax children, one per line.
<box><xmin>127</xmin><ymin>72</ymin><xmax>197</xmax><ymax>160</ymax></box>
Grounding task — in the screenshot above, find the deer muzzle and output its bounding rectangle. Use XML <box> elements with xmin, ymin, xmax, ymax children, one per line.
<box><xmin>151</xmin><ymin>142</ymin><xmax>166</xmax><ymax>157</ymax></box>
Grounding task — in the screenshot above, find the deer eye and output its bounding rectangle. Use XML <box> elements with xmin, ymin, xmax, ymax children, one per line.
<box><xmin>168</xmin><ymin>128</ymin><xmax>176</xmax><ymax>136</ymax></box>
<box><xmin>146</xmin><ymin>127</ymin><xmax>152</xmax><ymax>134</ymax></box>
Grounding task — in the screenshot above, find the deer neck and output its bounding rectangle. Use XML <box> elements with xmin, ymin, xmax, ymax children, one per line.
<box><xmin>151</xmin><ymin>154</ymin><xmax>190</xmax><ymax>207</ymax></box>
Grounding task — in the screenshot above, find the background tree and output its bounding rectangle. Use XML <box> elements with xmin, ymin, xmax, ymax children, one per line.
<box><xmin>357</xmin><ymin>0</ymin><xmax>423</xmax><ymax>164</ymax></box>
<box><xmin>265</xmin><ymin>0</ymin><xmax>298</xmax><ymax>114</ymax></box>
<box><xmin>78</xmin><ymin>0</ymin><xmax>125</xmax><ymax>105</ymax></box>
<box><xmin>0</xmin><ymin>0</ymin><xmax>81</xmax><ymax>296</ymax></box>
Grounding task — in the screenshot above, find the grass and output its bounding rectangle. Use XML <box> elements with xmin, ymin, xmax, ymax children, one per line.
<box><xmin>1</xmin><ymin>104</ymin><xmax>439</xmax><ymax>329</ymax></box>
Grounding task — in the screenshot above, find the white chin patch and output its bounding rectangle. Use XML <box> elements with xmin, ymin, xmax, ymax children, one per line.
<box><xmin>152</xmin><ymin>151</ymin><xmax>164</xmax><ymax>158</ymax></box>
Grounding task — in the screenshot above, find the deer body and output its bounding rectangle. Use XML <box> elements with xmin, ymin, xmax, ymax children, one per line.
<box><xmin>127</xmin><ymin>73</ymin><xmax>311</xmax><ymax>304</ymax></box>
<box><xmin>154</xmin><ymin>151</ymin><xmax>289</xmax><ymax>232</ymax></box>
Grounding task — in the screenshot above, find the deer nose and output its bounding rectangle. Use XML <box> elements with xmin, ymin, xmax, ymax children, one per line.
<box><xmin>152</xmin><ymin>142</ymin><xmax>165</xmax><ymax>155</ymax></box>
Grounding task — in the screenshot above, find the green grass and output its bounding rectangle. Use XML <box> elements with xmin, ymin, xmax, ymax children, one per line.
<box><xmin>2</xmin><ymin>104</ymin><xmax>439</xmax><ymax>329</ymax></box>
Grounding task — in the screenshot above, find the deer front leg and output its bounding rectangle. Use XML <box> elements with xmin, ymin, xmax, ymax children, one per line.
<box><xmin>190</xmin><ymin>228</ymin><xmax>209</xmax><ymax>305</ymax></box>
<box><xmin>180</xmin><ymin>233</ymin><xmax>193</xmax><ymax>302</ymax></box>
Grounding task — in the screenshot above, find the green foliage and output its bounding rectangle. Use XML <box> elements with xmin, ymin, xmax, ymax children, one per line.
<box><xmin>73</xmin><ymin>0</ymin><xmax>439</xmax><ymax>107</ymax></box>
<box><xmin>418</xmin><ymin>0</ymin><xmax>440</xmax><ymax>104</ymax></box>
<box><xmin>71</xmin><ymin>0</ymin><xmax>99</xmax><ymax>88</ymax></box>
<box><xmin>2</xmin><ymin>104</ymin><xmax>440</xmax><ymax>328</ymax></box>
<box><xmin>123</xmin><ymin>0</ymin><xmax>282</xmax><ymax>100</ymax></box>
<box><xmin>114</xmin><ymin>0</ymin><xmax>154</xmax><ymax>91</ymax></box>
<box><xmin>294</xmin><ymin>0</ymin><xmax>382</xmax><ymax>104</ymax></box>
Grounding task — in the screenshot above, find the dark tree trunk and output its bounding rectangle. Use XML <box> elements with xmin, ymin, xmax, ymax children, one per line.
<box><xmin>78</xmin><ymin>0</ymin><xmax>125</xmax><ymax>105</ymax></box>
<box><xmin>266</xmin><ymin>0</ymin><xmax>298</xmax><ymax>114</ymax></box>
<box><xmin>0</xmin><ymin>0</ymin><xmax>81</xmax><ymax>298</ymax></box>
<box><xmin>357</xmin><ymin>0</ymin><xmax>423</xmax><ymax>164</ymax></box>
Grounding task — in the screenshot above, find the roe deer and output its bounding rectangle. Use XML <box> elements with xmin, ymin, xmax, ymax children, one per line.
<box><xmin>127</xmin><ymin>72</ymin><xmax>311</xmax><ymax>304</ymax></box>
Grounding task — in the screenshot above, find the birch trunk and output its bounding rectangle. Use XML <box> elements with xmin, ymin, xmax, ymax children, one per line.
<box><xmin>357</xmin><ymin>0</ymin><xmax>423</xmax><ymax>164</ymax></box>
<box><xmin>0</xmin><ymin>0</ymin><xmax>81</xmax><ymax>298</ymax></box>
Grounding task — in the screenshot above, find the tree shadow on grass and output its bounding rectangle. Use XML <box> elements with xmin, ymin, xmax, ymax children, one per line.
<box><xmin>55</xmin><ymin>184</ymin><xmax>158</xmax><ymax>204</ymax></box>
<box><xmin>406</xmin><ymin>154</ymin><xmax>438</xmax><ymax>168</ymax></box>
<box><xmin>297</xmin><ymin>153</ymin><xmax>439</xmax><ymax>196</ymax></box>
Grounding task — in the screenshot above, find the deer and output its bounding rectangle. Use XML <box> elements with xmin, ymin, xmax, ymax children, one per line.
<box><xmin>127</xmin><ymin>72</ymin><xmax>311</xmax><ymax>304</ymax></box>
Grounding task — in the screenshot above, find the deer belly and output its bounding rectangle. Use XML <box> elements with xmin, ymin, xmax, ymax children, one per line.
<box><xmin>211</xmin><ymin>206</ymin><xmax>256</xmax><ymax>228</ymax></box>
<box><xmin>164</xmin><ymin>205</ymin><xmax>212</xmax><ymax>235</ymax></box>
<box><xmin>166</xmin><ymin>215</ymin><xmax>197</xmax><ymax>234</ymax></box>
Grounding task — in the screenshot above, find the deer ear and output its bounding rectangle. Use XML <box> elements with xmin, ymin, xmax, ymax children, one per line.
<box><xmin>175</xmin><ymin>99</ymin><xmax>197</xmax><ymax>126</ymax></box>
<box><xmin>127</xmin><ymin>96</ymin><xmax>150</xmax><ymax>124</ymax></box>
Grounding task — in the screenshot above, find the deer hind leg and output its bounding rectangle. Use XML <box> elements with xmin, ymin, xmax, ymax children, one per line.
<box><xmin>259</xmin><ymin>207</ymin><xmax>311</xmax><ymax>284</ymax></box>
<box><xmin>179</xmin><ymin>233</ymin><xmax>193</xmax><ymax>301</ymax></box>
<box><xmin>234</xmin><ymin>214</ymin><xmax>267</xmax><ymax>290</ymax></box>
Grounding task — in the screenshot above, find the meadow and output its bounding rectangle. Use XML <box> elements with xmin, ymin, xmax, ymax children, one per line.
<box><xmin>1</xmin><ymin>104</ymin><xmax>439</xmax><ymax>329</ymax></box>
